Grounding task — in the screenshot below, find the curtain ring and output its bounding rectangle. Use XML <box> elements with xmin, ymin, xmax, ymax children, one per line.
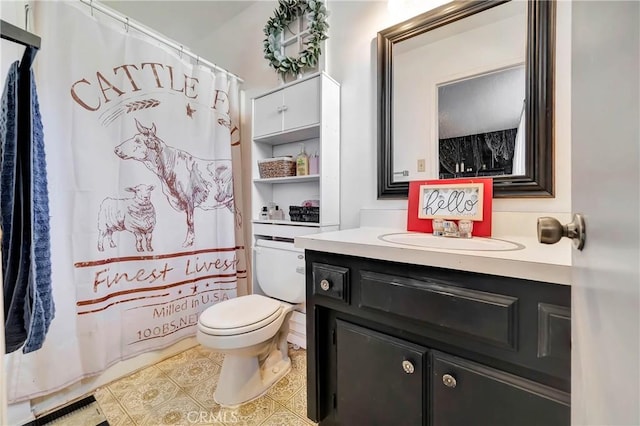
<box><xmin>90</xmin><ymin>0</ymin><xmax>94</xmax><ymax>17</ymax></box>
<box><xmin>179</xmin><ymin>45</ymin><xmax>183</xmax><ymax>58</ymax></box>
<box><xmin>196</xmin><ymin>56</ymin><xmax>200</xmax><ymax>65</ymax></box>
<box><xmin>125</xmin><ymin>17</ymin><xmax>129</xmax><ymax>33</ymax></box>
<box><xmin>24</xmin><ymin>4</ymin><xmax>30</xmax><ymax>30</ymax></box>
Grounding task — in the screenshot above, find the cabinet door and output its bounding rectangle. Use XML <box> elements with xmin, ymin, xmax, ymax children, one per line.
<box><xmin>432</xmin><ymin>351</ymin><xmax>570</xmax><ymax>426</ymax></box>
<box><xmin>336</xmin><ymin>320</ymin><xmax>427</xmax><ymax>426</ymax></box>
<box><xmin>282</xmin><ymin>76</ymin><xmax>320</xmax><ymax>131</ymax></box>
<box><xmin>253</xmin><ymin>90</ymin><xmax>283</xmax><ymax>137</ymax></box>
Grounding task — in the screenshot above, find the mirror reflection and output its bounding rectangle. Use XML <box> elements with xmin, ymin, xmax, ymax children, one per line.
<box><xmin>438</xmin><ymin>65</ymin><xmax>525</xmax><ymax>179</ymax></box>
<box><xmin>392</xmin><ymin>0</ymin><xmax>527</xmax><ymax>183</ymax></box>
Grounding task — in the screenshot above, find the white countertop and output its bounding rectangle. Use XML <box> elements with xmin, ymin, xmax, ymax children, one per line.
<box><xmin>295</xmin><ymin>227</ymin><xmax>572</xmax><ymax>285</ymax></box>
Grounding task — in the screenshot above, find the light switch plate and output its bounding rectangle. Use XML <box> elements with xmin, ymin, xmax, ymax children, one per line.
<box><xmin>417</xmin><ymin>159</ymin><xmax>425</xmax><ymax>172</ymax></box>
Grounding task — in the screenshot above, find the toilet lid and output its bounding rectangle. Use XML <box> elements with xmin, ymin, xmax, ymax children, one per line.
<box><xmin>199</xmin><ymin>294</ymin><xmax>282</xmax><ymax>330</ymax></box>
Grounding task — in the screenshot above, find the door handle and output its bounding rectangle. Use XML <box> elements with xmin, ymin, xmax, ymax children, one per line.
<box><xmin>537</xmin><ymin>213</ymin><xmax>586</xmax><ymax>250</ymax></box>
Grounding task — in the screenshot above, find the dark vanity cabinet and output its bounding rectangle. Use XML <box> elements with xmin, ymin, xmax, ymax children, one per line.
<box><xmin>305</xmin><ymin>250</ymin><xmax>571</xmax><ymax>426</ymax></box>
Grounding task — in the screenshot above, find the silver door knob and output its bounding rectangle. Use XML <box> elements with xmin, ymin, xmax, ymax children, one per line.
<box><xmin>537</xmin><ymin>213</ymin><xmax>586</xmax><ymax>250</ymax></box>
<box><xmin>402</xmin><ymin>360</ymin><xmax>415</xmax><ymax>374</ymax></box>
<box><xmin>442</xmin><ymin>374</ymin><xmax>457</xmax><ymax>388</ymax></box>
<box><xmin>320</xmin><ymin>279</ymin><xmax>331</xmax><ymax>291</ymax></box>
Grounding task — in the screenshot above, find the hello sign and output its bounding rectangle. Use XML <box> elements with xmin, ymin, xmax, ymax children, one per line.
<box><xmin>407</xmin><ymin>178</ymin><xmax>493</xmax><ymax>236</ymax></box>
<box><xmin>418</xmin><ymin>183</ymin><xmax>483</xmax><ymax>220</ymax></box>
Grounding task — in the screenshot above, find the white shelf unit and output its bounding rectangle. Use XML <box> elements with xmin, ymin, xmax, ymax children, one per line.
<box><xmin>251</xmin><ymin>72</ymin><xmax>340</xmax><ymax>240</ymax></box>
<box><xmin>251</xmin><ymin>72</ymin><xmax>340</xmax><ymax>349</ymax></box>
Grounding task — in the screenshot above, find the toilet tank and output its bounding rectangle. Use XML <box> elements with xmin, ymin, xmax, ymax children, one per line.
<box><xmin>254</xmin><ymin>239</ymin><xmax>305</xmax><ymax>303</ymax></box>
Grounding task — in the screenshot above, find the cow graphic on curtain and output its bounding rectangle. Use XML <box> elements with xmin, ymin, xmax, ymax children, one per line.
<box><xmin>114</xmin><ymin>119</ymin><xmax>233</xmax><ymax>247</ymax></box>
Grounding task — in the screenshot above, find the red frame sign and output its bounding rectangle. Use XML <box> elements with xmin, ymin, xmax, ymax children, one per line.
<box><xmin>407</xmin><ymin>178</ymin><xmax>493</xmax><ymax>237</ymax></box>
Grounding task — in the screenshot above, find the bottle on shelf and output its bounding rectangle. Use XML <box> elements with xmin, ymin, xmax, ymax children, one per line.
<box><xmin>296</xmin><ymin>143</ymin><xmax>309</xmax><ymax>176</ymax></box>
<box><xmin>309</xmin><ymin>152</ymin><xmax>319</xmax><ymax>175</ymax></box>
<box><xmin>271</xmin><ymin>205</ymin><xmax>285</xmax><ymax>221</ymax></box>
<box><xmin>267</xmin><ymin>201</ymin><xmax>276</xmax><ymax>219</ymax></box>
<box><xmin>259</xmin><ymin>206</ymin><xmax>269</xmax><ymax>220</ymax></box>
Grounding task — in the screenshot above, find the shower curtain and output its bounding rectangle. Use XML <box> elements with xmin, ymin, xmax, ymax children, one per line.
<box><xmin>5</xmin><ymin>1</ymin><xmax>247</xmax><ymax>402</ymax></box>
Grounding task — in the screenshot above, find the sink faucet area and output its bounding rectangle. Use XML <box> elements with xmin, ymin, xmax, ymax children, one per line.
<box><xmin>378</xmin><ymin>232</ymin><xmax>525</xmax><ymax>251</ymax></box>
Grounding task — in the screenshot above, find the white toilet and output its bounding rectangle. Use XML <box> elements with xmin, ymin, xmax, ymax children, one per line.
<box><xmin>197</xmin><ymin>239</ymin><xmax>305</xmax><ymax>407</ymax></box>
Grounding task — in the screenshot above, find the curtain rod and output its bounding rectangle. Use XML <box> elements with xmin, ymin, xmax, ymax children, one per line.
<box><xmin>78</xmin><ymin>0</ymin><xmax>244</xmax><ymax>84</ymax></box>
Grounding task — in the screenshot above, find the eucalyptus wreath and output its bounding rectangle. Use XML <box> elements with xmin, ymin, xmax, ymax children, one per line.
<box><xmin>263</xmin><ymin>0</ymin><xmax>329</xmax><ymax>77</ymax></box>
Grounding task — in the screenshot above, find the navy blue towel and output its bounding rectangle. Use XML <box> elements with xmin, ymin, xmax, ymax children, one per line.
<box><xmin>1</xmin><ymin>53</ymin><xmax>54</xmax><ymax>354</ymax></box>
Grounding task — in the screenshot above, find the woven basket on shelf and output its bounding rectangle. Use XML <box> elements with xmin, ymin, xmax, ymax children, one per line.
<box><xmin>258</xmin><ymin>157</ymin><xmax>296</xmax><ymax>178</ymax></box>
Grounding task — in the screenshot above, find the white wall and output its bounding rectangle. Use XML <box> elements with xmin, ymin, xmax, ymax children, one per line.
<box><xmin>189</xmin><ymin>0</ymin><xmax>572</xmax><ymax>230</ymax></box>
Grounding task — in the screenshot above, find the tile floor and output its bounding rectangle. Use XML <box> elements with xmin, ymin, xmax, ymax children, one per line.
<box><xmin>93</xmin><ymin>344</ymin><xmax>315</xmax><ymax>426</ymax></box>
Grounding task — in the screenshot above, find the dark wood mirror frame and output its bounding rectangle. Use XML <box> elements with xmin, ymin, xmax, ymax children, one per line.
<box><xmin>377</xmin><ymin>0</ymin><xmax>555</xmax><ymax>199</ymax></box>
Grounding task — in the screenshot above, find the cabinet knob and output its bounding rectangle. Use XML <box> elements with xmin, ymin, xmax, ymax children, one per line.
<box><xmin>320</xmin><ymin>279</ymin><xmax>331</xmax><ymax>291</ymax></box>
<box><xmin>442</xmin><ymin>374</ymin><xmax>457</xmax><ymax>388</ymax></box>
<box><xmin>402</xmin><ymin>360</ymin><xmax>415</xmax><ymax>374</ymax></box>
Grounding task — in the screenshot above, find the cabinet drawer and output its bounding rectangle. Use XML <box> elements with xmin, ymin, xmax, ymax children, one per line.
<box><xmin>432</xmin><ymin>351</ymin><xmax>569</xmax><ymax>426</ymax></box>
<box><xmin>336</xmin><ymin>320</ymin><xmax>427</xmax><ymax>426</ymax></box>
<box><xmin>312</xmin><ymin>263</ymin><xmax>349</xmax><ymax>303</ymax></box>
<box><xmin>359</xmin><ymin>271</ymin><xmax>518</xmax><ymax>349</ymax></box>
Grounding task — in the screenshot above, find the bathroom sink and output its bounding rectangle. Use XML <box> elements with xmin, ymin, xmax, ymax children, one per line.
<box><xmin>378</xmin><ymin>233</ymin><xmax>524</xmax><ymax>251</ymax></box>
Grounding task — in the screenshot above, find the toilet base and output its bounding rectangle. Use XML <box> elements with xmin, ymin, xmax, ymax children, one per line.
<box><xmin>213</xmin><ymin>348</ymin><xmax>292</xmax><ymax>408</ymax></box>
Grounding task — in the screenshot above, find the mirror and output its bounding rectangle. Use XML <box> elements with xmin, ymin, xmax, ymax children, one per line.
<box><xmin>377</xmin><ymin>0</ymin><xmax>555</xmax><ymax>199</ymax></box>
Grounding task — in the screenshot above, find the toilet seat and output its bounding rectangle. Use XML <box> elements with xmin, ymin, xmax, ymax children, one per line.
<box><xmin>199</xmin><ymin>294</ymin><xmax>283</xmax><ymax>336</ymax></box>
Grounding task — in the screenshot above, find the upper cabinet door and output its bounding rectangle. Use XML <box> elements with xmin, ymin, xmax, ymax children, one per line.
<box><xmin>253</xmin><ymin>75</ymin><xmax>322</xmax><ymax>139</ymax></box>
<box><xmin>253</xmin><ymin>90</ymin><xmax>284</xmax><ymax>138</ymax></box>
<box><xmin>281</xmin><ymin>76</ymin><xmax>320</xmax><ymax>132</ymax></box>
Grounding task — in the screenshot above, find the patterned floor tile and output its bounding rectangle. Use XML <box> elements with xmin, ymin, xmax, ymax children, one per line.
<box><xmin>217</xmin><ymin>395</ymin><xmax>276</xmax><ymax>426</ymax></box>
<box><xmin>139</xmin><ymin>393</ymin><xmax>204</xmax><ymax>425</ymax></box>
<box><xmin>116</xmin><ymin>375</ymin><xmax>182</xmax><ymax>420</ymax></box>
<box><xmin>266</xmin><ymin>365</ymin><xmax>306</xmax><ymax>403</ymax></box>
<box><xmin>94</xmin><ymin>387</ymin><xmax>134</xmax><ymax>426</ymax></box>
<box><xmin>283</xmin><ymin>388</ymin><xmax>309</xmax><ymax>420</ymax></box>
<box><xmin>107</xmin><ymin>364</ymin><xmax>166</xmax><ymax>398</ymax></box>
<box><xmin>260</xmin><ymin>408</ymin><xmax>311</xmax><ymax>426</ymax></box>
<box><xmin>164</xmin><ymin>357</ymin><xmax>221</xmax><ymax>387</ymax></box>
<box><xmin>95</xmin><ymin>345</ymin><xmax>312</xmax><ymax>426</ymax></box>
